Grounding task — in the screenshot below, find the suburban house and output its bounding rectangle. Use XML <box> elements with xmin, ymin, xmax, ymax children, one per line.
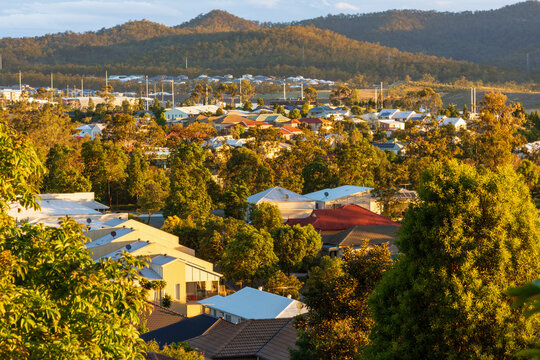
<box><xmin>280</xmin><ymin>126</ymin><xmax>303</xmax><ymax>139</ymax></box>
<box><xmin>393</xmin><ymin>110</ymin><xmax>416</xmax><ymax>122</ymax></box>
<box><xmin>164</xmin><ymin>105</ymin><xmax>222</xmax><ymax>121</ymax></box>
<box><xmin>7</xmin><ymin>192</ymin><xmax>119</xmax><ymax>229</ymax></box>
<box><xmin>187</xmin><ymin>318</ymin><xmax>297</xmax><ymax>360</ymax></box>
<box><xmin>441</xmin><ymin>117</ymin><xmax>467</xmax><ymax>130</ymax></box>
<box><xmin>236</xmin><ymin>119</ymin><xmax>273</xmax><ymax>130</ymax></box>
<box><xmin>321</xmin><ymin>225</ymin><xmax>400</xmax><ymax>258</ymax></box>
<box><xmin>63</xmin><ymin>96</ymin><xmax>138</xmax><ymax>109</ymax></box>
<box><xmin>372</xmin><ymin>141</ymin><xmax>405</xmax><ymax>155</ymax></box>
<box><xmin>0</xmin><ymin>89</ymin><xmax>23</xmax><ymax>102</ymax></box>
<box><xmin>247</xmin><ymin>187</ymin><xmax>316</xmax><ymax>219</ymax></box>
<box><xmin>304</xmin><ymin>185</ymin><xmax>376</xmax><ymax>212</ymax></box>
<box><xmin>280</xmin><ymin>119</ymin><xmax>301</xmax><ymax>128</ymax></box>
<box><xmin>75</xmin><ymin>123</ymin><xmax>106</xmax><ymax>139</ymax></box>
<box><xmin>198</xmin><ymin>287</ymin><xmax>308</xmax><ymax>324</ymax></box>
<box><xmin>212</xmin><ymin>114</ymin><xmax>249</xmax><ymax>132</ymax></box>
<box><xmin>85</xmin><ymin>219</ymin><xmax>224</xmax><ymax>317</ymax></box>
<box><xmin>378</xmin><ymin>109</ymin><xmax>400</xmax><ymax>119</ymax></box>
<box><xmin>246</xmin><ymin>113</ymin><xmax>290</xmax><ymax>125</ymax></box>
<box><xmin>308</xmin><ymin>105</ymin><xmax>349</xmax><ymax>120</ymax></box>
<box><xmin>286</xmin><ymin>204</ymin><xmax>399</xmax><ymax>235</ymax></box>
<box><xmin>378</xmin><ymin>119</ymin><xmax>406</xmax><ymax>132</ymax></box>
<box><xmin>298</xmin><ymin>117</ymin><xmax>333</xmax><ymax>132</ymax></box>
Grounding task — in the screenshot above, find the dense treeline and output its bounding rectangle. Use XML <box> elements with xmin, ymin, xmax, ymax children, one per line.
<box><xmin>293</xmin><ymin>1</ymin><xmax>540</xmax><ymax>71</ymax></box>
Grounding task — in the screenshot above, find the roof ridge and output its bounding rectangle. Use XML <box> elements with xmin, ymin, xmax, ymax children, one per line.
<box><xmin>254</xmin><ymin>318</ymin><xmax>293</xmax><ymax>357</ymax></box>
<box><xmin>211</xmin><ymin>319</ymin><xmax>250</xmax><ymax>356</ymax></box>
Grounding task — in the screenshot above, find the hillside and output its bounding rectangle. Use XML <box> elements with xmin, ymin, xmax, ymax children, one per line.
<box><xmin>294</xmin><ymin>1</ymin><xmax>540</xmax><ymax>71</ymax></box>
<box><xmin>0</xmin><ymin>10</ymin><xmax>530</xmax><ymax>85</ymax></box>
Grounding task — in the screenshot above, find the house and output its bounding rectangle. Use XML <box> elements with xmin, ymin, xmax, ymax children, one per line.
<box><xmin>247</xmin><ymin>187</ymin><xmax>316</xmax><ymax>219</ymax></box>
<box><xmin>298</xmin><ymin>117</ymin><xmax>332</xmax><ymax>132</ymax></box>
<box><xmin>378</xmin><ymin>120</ymin><xmax>405</xmax><ymax>132</ymax></box>
<box><xmin>198</xmin><ymin>287</ymin><xmax>307</xmax><ymax>324</ymax></box>
<box><xmin>237</xmin><ymin>119</ymin><xmax>273</xmax><ymax>130</ymax></box>
<box><xmin>280</xmin><ymin>126</ymin><xmax>303</xmax><ymax>140</ymax></box>
<box><xmin>140</xmin><ymin>303</ymin><xmax>185</xmax><ymax>333</ymax></box>
<box><xmin>246</xmin><ymin>113</ymin><xmax>290</xmax><ymax>125</ymax></box>
<box><xmin>304</xmin><ymin>185</ymin><xmax>375</xmax><ymax>211</ymax></box>
<box><xmin>0</xmin><ymin>89</ymin><xmax>22</xmax><ymax>102</ymax></box>
<box><xmin>63</xmin><ymin>96</ymin><xmax>138</xmax><ymax>109</ymax></box>
<box><xmin>141</xmin><ymin>313</ymin><xmax>222</xmax><ymax>346</ymax></box>
<box><xmin>212</xmin><ymin>114</ymin><xmax>249</xmax><ymax>132</ymax></box>
<box><xmin>286</xmin><ymin>204</ymin><xmax>399</xmax><ymax>235</ymax></box>
<box><xmin>85</xmin><ymin>219</ymin><xmax>224</xmax><ymax>317</ymax></box>
<box><xmin>280</xmin><ymin>119</ymin><xmax>301</xmax><ymax>128</ymax></box>
<box><xmin>7</xmin><ymin>192</ymin><xmax>118</xmax><ymax>229</ymax></box>
<box><xmin>308</xmin><ymin>105</ymin><xmax>349</xmax><ymax>120</ymax></box>
<box><xmin>393</xmin><ymin>110</ymin><xmax>416</xmax><ymax>122</ymax></box>
<box><xmin>441</xmin><ymin>117</ymin><xmax>467</xmax><ymax>130</ymax></box>
<box><xmin>75</xmin><ymin>123</ymin><xmax>106</xmax><ymax>139</ymax></box>
<box><xmin>372</xmin><ymin>141</ymin><xmax>405</xmax><ymax>155</ymax></box>
<box><xmin>187</xmin><ymin>318</ymin><xmax>297</xmax><ymax>360</ymax></box>
<box><xmin>321</xmin><ymin>225</ymin><xmax>399</xmax><ymax>258</ymax></box>
<box><xmin>378</xmin><ymin>109</ymin><xmax>400</xmax><ymax>119</ymax></box>
<box><xmin>164</xmin><ymin>105</ymin><xmax>222</xmax><ymax>121</ymax></box>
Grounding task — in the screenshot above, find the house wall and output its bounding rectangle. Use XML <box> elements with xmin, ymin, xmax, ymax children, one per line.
<box><xmin>315</xmin><ymin>192</ymin><xmax>372</xmax><ymax>210</ymax></box>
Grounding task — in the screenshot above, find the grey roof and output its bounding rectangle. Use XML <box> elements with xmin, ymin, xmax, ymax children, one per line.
<box><xmin>141</xmin><ymin>314</ymin><xmax>224</xmax><ymax>346</ymax></box>
<box><xmin>322</xmin><ymin>225</ymin><xmax>399</xmax><ymax>254</ymax></box>
<box><xmin>304</xmin><ymin>185</ymin><xmax>372</xmax><ymax>202</ymax></box>
<box><xmin>247</xmin><ymin>187</ymin><xmax>314</xmax><ymax>204</ymax></box>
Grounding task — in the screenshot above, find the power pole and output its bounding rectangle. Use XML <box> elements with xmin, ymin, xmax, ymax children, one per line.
<box><xmin>301</xmin><ymin>82</ymin><xmax>304</xmax><ymax>100</ymax></box>
<box><xmin>185</xmin><ymin>57</ymin><xmax>188</xmax><ymax>69</ymax></box>
<box><xmin>0</xmin><ymin>54</ymin><xmax>2</xmax><ymax>71</ymax></box>
<box><xmin>81</xmin><ymin>77</ymin><xmax>84</xmax><ymax>97</ymax></box>
<box><xmin>145</xmin><ymin>75</ymin><xmax>149</xmax><ymax>111</ymax></box>
<box><xmin>18</xmin><ymin>70</ymin><xmax>21</xmax><ymax>91</ymax></box>
<box><xmin>205</xmin><ymin>84</ymin><xmax>208</xmax><ymax>105</ymax></box>
<box><xmin>171</xmin><ymin>80</ymin><xmax>175</xmax><ymax>107</ymax></box>
<box><xmin>105</xmin><ymin>70</ymin><xmax>108</xmax><ymax>90</ymax></box>
<box><xmin>374</xmin><ymin>87</ymin><xmax>378</xmax><ymax>107</ymax></box>
<box><xmin>283</xmin><ymin>82</ymin><xmax>286</xmax><ymax>100</ymax></box>
<box><xmin>380</xmin><ymin>82</ymin><xmax>384</xmax><ymax>108</ymax></box>
<box><xmin>161</xmin><ymin>82</ymin><xmax>164</xmax><ymax>103</ymax></box>
<box><xmin>239</xmin><ymin>78</ymin><xmax>242</xmax><ymax>104</ymax></box>
<box><xmin>302</xmin><ymin>46</ymin><xmax>305</xmax><ymax>67</ymax></box>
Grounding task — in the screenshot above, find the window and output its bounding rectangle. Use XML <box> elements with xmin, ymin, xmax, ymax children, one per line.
<box><xmin>175</xmin><ymin>284</ymin><xmax>180</xmax><ymax>300</ymax></box>
<box><xmin>225</xmin><ymin>314</ymin><xmax>231</xmax><ymax>322</ymax></box>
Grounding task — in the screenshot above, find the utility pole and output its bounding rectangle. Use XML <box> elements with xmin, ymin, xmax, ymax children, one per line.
<box><xmin>374</xmin><ymin>87</ymin><xmax>378</xmax><ymax>107</ymax></box>
<box><xmin>18</xmin><ymin>70</ymin><xmax>21</xmax><ymax>91</ymax></box>
<box><xmin>301</xmin><ymin>82</ymin><xmax>304</xmax><ymax>100</ymax></box>
<box><xmin>185</xmin><ymin>57</ymin><xmax>188</xmax><ymax>69</ymax></box>
<box><xmin>145</xmin><ymin>75</ymin><xmax>149</xmax><ymax>111</ymax></box>
<box><xmin>283</xmin><ymin>82</ymin><xmax>286</xmax><ymax>100</ymax></box>
<box><xmin>105</xmin><ymin>70</ymin><xmax>108</xmax><ymax>90</ymax></box>
<box><xmin>81</xmin><ymin>77</ymin><xmax>84</xmax><ymax>97</ymax></box>
<box><xmin>205</xmin><ymin>84</ymin><xmax>208</xmax><ymax>105</ymax></box>
<box><xmin>171</xmin><ymin>80</ymin><xmax>174</xmax><ymax>107</ymax></box>
<box><xmin>0</xmin><ymin>54</ymin><xmax>2</xmax><ymax>71</ymax></box>
<box><xmin>302</xmin><ymin>46</ymin><xmax>305</xmax><ymax>67</ymax></box>
<box><xmin>161</xmin><ymin>82</ymin><xmax>164</xmax><ymax>103</ymax></box>
<box><xmin>380</xmin><ymin>82</ymin><xmax>384</xmax><ymax>108</ymax></box>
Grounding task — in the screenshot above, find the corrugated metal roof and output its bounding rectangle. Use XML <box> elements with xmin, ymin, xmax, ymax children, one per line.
<box><xmin>247</xmin><ymin>187</ymin><xmax>314</xmax><ymax>204</ymax></box>
<box><xmin>304</xmin><ymin>185</ymin><xmax>373</xmax><ymax>202</ymax></box>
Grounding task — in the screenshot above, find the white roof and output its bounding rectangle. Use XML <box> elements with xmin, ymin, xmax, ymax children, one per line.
<box><xmin>378</xmin><ymin>109</ymin><xmax>399</xmax><ymax>117</ymax></box>
<box><xmin>8</xmin><ymin>199</ymin><xmax>101</xmax><ymax>219</ymax></box>
<box><xmin>99</xmin><ymin>240</ymin><xmax>150</xmax><ymax>260</ymax></box>
<box><xmin>86</xmin><ymin>227</ymin><xmax>134</xmax><ymax>248</ymax></box>
<box><xmin>393</xmin><ymin>111</ymin><xmax>416</xmax><ymax>119</ymax></box>
<box><xmin>198</xmin><ymin>287</ymin><xmax>306</xmax><ymax>319</ymax></box>
<box><xmin>304</xmin><ymin>185</ymin><xmax>373</xmax><ymax>202</ymax></box>
<box><xmin>247</xmin><ymin>187</ymin><xmax>314</xmax><ymax>204</ymax></box>
<box><xmin>441</xmin><ymin>117</ymin><xmax>465</xmax><ymax>126</ymax></box>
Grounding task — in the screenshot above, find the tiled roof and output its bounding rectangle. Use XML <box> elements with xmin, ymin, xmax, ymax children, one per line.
<box><xmin>140</xmin><ymin>303</ymin><xmax>185</xmax><ymax>332</ymax></box>
<box><xmin>299</xmin><ymin>117</ymin><xmax>331</xmax><ymax>124</ymax></box>
<box><xmin>322</xmin><ymin>225</ymin><xmax>399</xmax><ymax>249</ymax></box>
<box><xmin>187</xmin><ymin>318</ymin><xmax>296</xmax><ymax>360</ymax></box>
<box><xmin>145</xmin><ymin>352</ymin><xmax>180</xmax><ymax>360</ymax></box>
<box><xmin>286</xmin><ymin>204</ymin><xmax>399</xmax><ymax>231</ymax></box>
<box><xmin>141</xmin><ymin>314</ymin><xmax>224</xmax><ymax>346</ymax></box>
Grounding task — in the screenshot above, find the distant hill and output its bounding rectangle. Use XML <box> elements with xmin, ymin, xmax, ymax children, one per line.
<box><xmin>0</xmin><ymin>10</ymin><xmax>531</xmax><ymax>85</ymax></box>
<box><xmin>177</xmin><ymin>10</ymin><xmax>260</xmax><ymax>32</ymax></box>
<box><xmin>294</xmin><ymin>1</ymin><xmax>540</xmax><ymax>71</ymax></box>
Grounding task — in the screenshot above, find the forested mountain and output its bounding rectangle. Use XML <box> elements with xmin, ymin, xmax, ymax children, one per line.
<box><xmin>0</xmin><ymin>8</ymin><xmax>533</xmax><ymax>85</ymax></box>
<box><xmin>294</xmin><ymin>1</ymin><xmax>540</xmax><ymax>71</ymax></box>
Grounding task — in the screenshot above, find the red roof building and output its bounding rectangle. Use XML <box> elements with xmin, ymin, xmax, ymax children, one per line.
<box><xmin>286</xmin><ymin>204</ymin><xmax>399</xmax><ymax>234</ymax></box>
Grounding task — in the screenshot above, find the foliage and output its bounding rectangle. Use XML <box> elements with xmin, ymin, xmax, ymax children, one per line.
<box><xmin>42</xmin><ymin>144</ymin><xmax>91</xmax><ymax>194</ymax></box>
<box><xmin>146</xmin><ymin>341</ymin><xmax>203</xmax><ymax>360</ymax></box>
<box><xmin>220</xmin><ymin>225</ymin><xmax>278</xmax><ymax>285</ymax></box>
<box><xmin>301</xmin><ymin>156</ymin><xmax>338</xmax><ymax>194</ymax></box>
<box><xmin>223</xmin><ymin>183</ymin><xmax>250</xmax><ymax>220</ymax></box>
<box><xmin>271</xmin><ymin>224</ymin><xmax>322</xmax><ymax>275</ymax></box>
<box><xmin>367</xmin><ymin>161</ymin><xmax>540</xmax><ymax>359</ymax></box>
<box><xmin>225</xmin><ymin>147</ymin><xmax>273</xmax><ymax>194</ymax></box>
<box><xmin>137</xmin><ymin>169</ymin><xmax>170</xmax><ymax>224</ymax></box>
<box><xmin>264</xmin><ymin>270</ymin><xmax>302</xmax><ymax>299</ymax></box>
<box><xmin>292</xmin><ymin>244</ymin><xmax>392</xmax><ymax>360</ymax></box>
<box><xmin>249</xmin><ymin>202</ymin><xmax>283</xmax><ymax>232</ymax></box>
<box><xmin>507</xmin><ymin>280</ymin><xmax>540</xmax><ymax>359</ymax></box>
<box><xmin>125</xmin><ymin>147</ymin><xmax>149</xmax><ymax>201</ymax></box>
<box><xmin>160</xmin><ymin>294</ymin><xmax>172</xmax><ymax>308</ymax></box>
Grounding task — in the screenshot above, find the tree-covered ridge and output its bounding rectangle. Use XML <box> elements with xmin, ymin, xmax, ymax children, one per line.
<box><xmin>294</xmin><ymin>1</ymin><xmax>540</xmax><ymax>70</ymax></box>
<box><xmin>176</xmin><ymin>10</ymin><xmax>260</xmax><ymax>32</ymax></box>
<box><xmin>0</xmin><ymin>23</ymin><xmax>518</xmax><ymax>83</ymax></box>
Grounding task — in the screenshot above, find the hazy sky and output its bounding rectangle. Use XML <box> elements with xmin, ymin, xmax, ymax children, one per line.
<box><xmin>0</xmin><ymin>0</ymin><xmax>524</xmax><ymax>38</ymax></box>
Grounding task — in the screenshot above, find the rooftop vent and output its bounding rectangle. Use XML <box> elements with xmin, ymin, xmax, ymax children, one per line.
<box><xmin>126</xmin><ymin>244</ymin><xmax>132</xmax><ymax>250</ymax></box>
<box><xmin>324</xmin><ymin>192</ymin><xmax>329</xmax><ymax>197</ymax></box>
<box><xmin>258</xmin><ymin>286</ymin><xmax>263</xmax><ymax>291</ymax></box>
<box><xmin>110</xmin><ymin>231</ymin><xmax>117</xmax><ymax>237</ymax></box>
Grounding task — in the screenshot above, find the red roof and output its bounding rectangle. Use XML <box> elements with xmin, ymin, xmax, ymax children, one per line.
<box><xmin>281</xmin><ymin>126</ymin><xmax>302</xmax><ymax>133</ymax></box>
<box><xmin>286</xmin><ymin>204</ymin><xmax>399</xmax><ymax>231</ymax></box>
<box><xmin>241</xmin><ymin>119</ymin><xmax>271</xmax><ymax>127</ymax></box>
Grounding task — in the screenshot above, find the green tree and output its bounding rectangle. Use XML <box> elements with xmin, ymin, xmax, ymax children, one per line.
<box><xmin>302</xmin><ymin>156</ymin><xmax>338</xmax><ymax>194</ymax></box>
<box><xmin>367</xmin><ymin>161</ymin><xmax>540</xmax><ymax>359</ymax></box>
<box><xmin>220</xmin><ymin>225</ymin><xmax>278</xmax><ymax>286</ymax></box>
<box><xmin>271</xmin><ymin>224</ymin><xmax>321</xmax><ymax>275</ymax></box>
<box><xmin>125</xmin><ymin>148</ymin><xmax>149</xmax><ymax>202</ymax></box>
<box><xmin>292</xmin><ymin>243</ymin><xmax>392</xmax><ymax>360</ymax></box>
<box><xmin>289</xmin><ymin>108</ymin><xmax>301</xmax><ymax>119</ymax></box>
<box><xmin>517</xmin><ymin>159</ymin><xmax>539</xmax><ymax>191</ymax></box>
<box><xmin>301</xmin><ymin>102</ymin><xmax>310</xmax><ymax>117</ymax></box>
<box><xmin>146</xmin><ymin>341</ymin><xmax>203</xmax><ymax>360</ymax></box>
<box><xmin>336</xmin><ymin>141</ymin><xmax>386</xmax><ymax>187</ymax></box>
<box><xmin>163</xmin><ymin>144</ymin><xmax>213</xmax><ymax>220</ymax></box>
<box><xmin>103</xmin><ymin>113</ymin><xmax>137</xmax><ymax>145</ymax></box>
<box><xmin>250</xmin><ymin>202</ymin><xmax>282</xmax><ymax>232</ymax></box>
<box><xmin>223</xmin><ymin>183</ymin><xmax>250</xmax><ymax>220</ymax></box>
<box><xmin>257</xmin><ymin>97</ymin><xmax>264</xmax><ymax>107</ymax></box>
<box><xmin>264</xmin><ymin>270</ymin><xmax>302</xmax><ymax>299</ymax></box>
<box><xmin>304</xmin><ymin>87</ymin><xmax>318</xmax><ymax>104</ymax></box>
<box><xmin>103</xmin><ymin>141</ymin><xmax>128</xmax><ymax>207</ymax></box>
<box><xmin>506</xmin><ymin>280</ymin><xmax>540</xmax><ymax>359</ymax></box>
<box><xmin>243</xmin><ymin>101</ymin><xmax>253</xmax><ymax>112</ymax></box>
<box><xmin>42</xmin><ymin>144</ymin><xmax>91</xmax><ymax>193</ymax></box>
<box><xmin>138</xmin><ymin>169</ymin><xmax>170</xmax><ymax>224</ymax></box>
<box><xmin>225</xmin><ymin>147</ymin><xmax>273</xmax><ymax>194</ymax></box>
<box><xmin>81</xmin><ymin>139</ymin><xmax>108</xmax><ymax>202</ymax></box>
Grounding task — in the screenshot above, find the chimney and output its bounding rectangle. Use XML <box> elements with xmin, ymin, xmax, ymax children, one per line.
<box><xmin>257</xmin><ymin>286</ymin><xmax>263</xmax><ymax>291</ymax></box>
<box><xmin>286</xmin><ymin>294</ymin><xmax>292</xmax><ymax>299</ymax></box>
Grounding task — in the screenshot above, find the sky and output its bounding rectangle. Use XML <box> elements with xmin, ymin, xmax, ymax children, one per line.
<box><xmin>0</xmin><ymin>0</ymin><xmax>524</xmax><ymax>38</ymax></box>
